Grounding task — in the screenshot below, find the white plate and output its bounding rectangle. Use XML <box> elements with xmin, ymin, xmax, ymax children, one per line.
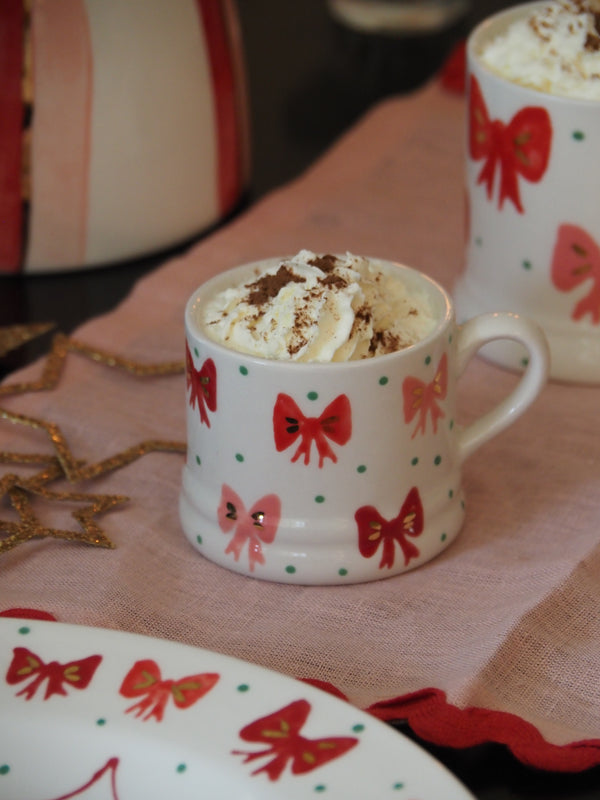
<box><xmin>0</xmin><ymin>618</ymin><xmax>475</xmax><ymax>799</ymax></box>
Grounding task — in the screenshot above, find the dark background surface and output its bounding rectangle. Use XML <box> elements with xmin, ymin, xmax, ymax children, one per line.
<box><xmin>2</xmin><ymin>2</ymin><xmax>600</xmax><ymax>797</ymax></box>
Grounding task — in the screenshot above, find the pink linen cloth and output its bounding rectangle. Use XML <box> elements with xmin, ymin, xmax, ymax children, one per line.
<box><xmin>1</xmin><ymin>81</ymin><xmax>599</xmax><ymax>770</ymax></box>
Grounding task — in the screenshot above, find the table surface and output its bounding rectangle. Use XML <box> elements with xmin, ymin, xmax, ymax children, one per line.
<box><xmin>2</xmin><ymin>2</ymin><xmax>600</xmax><ymax>797</ymax></box>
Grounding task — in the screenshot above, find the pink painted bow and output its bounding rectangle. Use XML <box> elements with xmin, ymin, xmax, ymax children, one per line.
<box><xmin>552</xmin><ymin>224</ymin><xmax>600</xmax><ymax>324</ymax></box>
<box><xmin>403</xmin><ymin>353</ymin><xmax>447</xmax><ymax>438</ymax></box>
<box><xmin>218</xmin><ymin>484</ymin><xmax>281</xmax><ymax>571</ymax></box>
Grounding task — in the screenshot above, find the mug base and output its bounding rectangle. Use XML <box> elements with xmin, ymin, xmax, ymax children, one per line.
<box><xmin>179</xmin><ymin>478</ymin><xmax>466</xmax><ymax>586</ymax></box>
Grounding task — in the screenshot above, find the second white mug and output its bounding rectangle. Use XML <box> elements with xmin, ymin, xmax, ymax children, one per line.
<box><xmin>455</xmin><ymin>2</ymin><xmax>600</xmax><ymax>383</ymax></box>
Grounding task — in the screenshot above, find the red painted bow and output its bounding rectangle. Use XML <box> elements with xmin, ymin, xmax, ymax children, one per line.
<box><xmin>403</xmin><ymin>353</ymin><xmax>448</xmax><ymax>438</ymax></box>
<box><xmin>469</xmin><ymin>75</ymin><xmax>552</xmax><ymax>213</ymax></box>
<box><xmin>233</xmin><ymin>699</ymin><xmax>358</xmax><ymax>781</ymax></box>
<box><xmin>46</xmin><ymin>758</ymin><xmax>121</xmax><ymax>800</ymax></box>
<box><xmin>218</xmin><ymin>484</ymin><xmax>281</xmax><ymax>571</ymax></box>
<box><xmin>551</xmin><ymin>224</ymin><xmax>600</xmax><ymax>324</ymax></box>
<box><xmin>273</xmin><ymin>393</ymin><xmax>351</xmax><ymax>468</ymax></box>
<box><xmin>186</xmin><ymin>342</ymin><xmax>217</xmax><ymax>427</ymax></box>
<box><xmin>119</xmin><ymin>658</ymin><xmax>219</xmax><ymax>722</ymax></box>
<box><xmin>6</xmin><ymin>647</ymin><xmax>101</xmax><ymax>700</ymax></box>
<box><xmin>355</xmin><ymin>487</ymin><xmax>424</xmax><ymax>569</ymax></box>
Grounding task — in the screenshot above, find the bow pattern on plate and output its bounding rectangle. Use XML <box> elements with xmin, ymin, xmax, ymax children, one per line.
<box><xmin>233</xmin><ymin>699</ymin><xmax>358</xmax><ymax>781</ymax></box>
<box><xmin>186</xmin><ymin>342</ymin><xmax>217</xmax><ymax>426</ymax></box>
<box><xmin>403</xmin><ymin>353</ymin><xmax>448</xmax><ymax>438</ymax></box>
<box><xmin>218</xmin><ymin>484</ymin><xmax>281</xmax><ymax>571</ymax></box>
<box><xmin>273</xmin><ymin>393</ymin><xmax>351</xmax><ymax>468</ymax></box>
<box><xmin>469</xmin><ymin>75</ymin><xmax>552</xmax><ymax>213</ymax></box>
<box><xmin>355</xmin><ymin>487</ymin><xmax>424</xmax><ymax>569</ymax></box>
<box><xmin>45</xmin><ymin>758</ymin><xmax>121</xmax><ymax>800</ymax></box>
<box><xmin>551</xmin><ymin>223</ymin><xmax>600</xmax><ymax>324</ymax></box>
<box><xmin>119</xmin><ymin>658</ymin><xmax>219</xmax><ymax>722</ymax></box>
<box><xmin>6</xmin><ymin>646</ymin><xmax>102</xmax><ymax>700</ymax></box>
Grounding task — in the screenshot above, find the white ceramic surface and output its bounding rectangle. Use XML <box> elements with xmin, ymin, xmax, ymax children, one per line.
<box><xmin>0</xmin><ymin>617</ymin><xmax>475</xmax><ymax>800</ymax></box>
<box><xmin>454</xmin><ymin>2</ymin><xmax>600</xmax><ymax>383</ymax></box>
<box><xmin>180</xmin><ymin>257</ymin><xmax>548</xmax><ymax>585</ymax></box>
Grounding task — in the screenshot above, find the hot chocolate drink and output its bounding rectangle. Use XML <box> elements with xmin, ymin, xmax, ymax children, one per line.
<box><xmin>200</xmin><ymin>250</ymin><xmax>437</xmax><ymax>363</ymax></box>
<box><xmin>479</xmin><ymin>0</ymin><xmax>600</xmax><ymax>99</ymax></box>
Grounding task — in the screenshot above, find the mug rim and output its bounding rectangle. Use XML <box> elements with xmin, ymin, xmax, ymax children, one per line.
<box><xmin>467</xmin><ymin>0</ymin><xmax>600</xmax><ymax>107</ymax></box>
<box><xmin>185</xmin><ymin>256</ymin><xmax>453</xmax><ymax>370</ymax></box>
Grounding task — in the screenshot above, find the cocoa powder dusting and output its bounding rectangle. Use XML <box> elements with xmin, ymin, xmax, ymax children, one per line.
<box><xmin>245</xmin><ymin>265</ymin><xmax>305</xmax><ymax>307</ymax></box>
<box><xmin>287</xmin><ymin>307</ymin><xmax>312</xmax><ymax>356</ymax></box>
<box><xmin>321</xmin><ymin>273</ymin><xmax>348</xmax><ymax>290</ymax></box>
<box><xmin>529</xmin><ymin>16</ymin><xmax>551</xmax><ymax>42</ymax></box>
<box><xmin>368</xmin><ymin>330</ymin><xmax>401</xmax><ymax>356</ymax></box>
<box><xmin>307</xmin><ymin>254</ymin><xmax>339</xmax><ymax>273</ymax></box>
<box><xmin>585</xmin><ymin>30</ymin><xmax>600</xmax><ymax>49</ymax></box>
<box><xmin>587</xmin><ymin>10</ymin><xmax>600</xmax><ymax>48</ymax></box>
<box><xmin>355</xmin><ymin>306</ymin><xmax>372</xmax><ymax>325</ymax></box>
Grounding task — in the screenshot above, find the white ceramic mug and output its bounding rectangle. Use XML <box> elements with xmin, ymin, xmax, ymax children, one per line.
<box><xmin>180</xmin><ymin>257</ymin><xmax>549</xmax><ymax>585</ymax></box>
<box><xmin>454</xmin><ymin>1</ymin><xmax>600</xmax><ymax>383</ymax></box>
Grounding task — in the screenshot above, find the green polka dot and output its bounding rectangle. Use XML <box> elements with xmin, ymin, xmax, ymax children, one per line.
<box><xmin>522</xmin><ymin>259</ymin><xmax>532</xmax><ymax>270</ymax></box>
<box><xmin>449</xmin><ymin>489</ymin><xmax>454</xmax><ymax>499</ymax></box>
<box><xmin>18</xmin><ymin>626</ymin><xmax>30</xmax><ymax>635</ymax></box>
<box><xmin>352</xmin><ymin>723</ymin><xmax>365</xmax><ymax>733</ymax></box>
<box><xmin>314</xmin><ymin>786</ymin><xmax>326</xmax><ymax>793</ymax></box>
<box><xmin>96</xmin><ymin>718</ymin><xmax>107</xmax><ymax>726</ymax></box>
<box><xmin>338</xmin><ymin>568</ymin><xmax>348</xmax><ymax>577</ymax></box>
<box><xmin>379</xmin><ymin>376</ymin><xmax>389</xmax><ymax>386</ymax></box>
<box><xmin>307</xmin><ymin>391</ymin><xmax>318</xmax><ymax>401</ymax></box>
<box><xmin>475</xmin><ymin>236</ymin><xmax>483</xmax><ymax>246</ymax></box>
<box><xmin>195</xmin><ymin>454</ymin><xmax>201</xmax><ymax>465</ymax></box>
<box><xmin>357</xmin><ymin>465</ymin><xmax>367</xmax><ymax>474</ymax></box>
<box><xmin>235</xmin><ymin>453</ymin><xmax>244</xmax><ymax>463</ymax></box>
<box><xmin>176</xmin><ymin>764</ymin><xmax>187</xmax><ymax>774</ymax></box>
<box><xmin>285</xmin><ymin>565</ymin><xmax>296</xmax><ymax>574</ymax></box>
<box><xmin>449</xmin><ymin>419</ymin><xmax>454</xmax><ymax>430</ymax></box>
<box><xmin>315</xmin><ymin>495</ymin><xmax>325</xmax><ymax>504</ymax></box>
<box><xmin>573</xmin><ymin>130</ymin><xmax>585</xmax><ymax>141</ymax></box>
<box><xmin>194</xmin><ymin>347</ymin><xmax>199</xmax><ymax>357</ymax></box>
<box><xmin>411</xmin><ymin>457</ymin><xmax>419</xmax><ymax>466</ymax></box>
<box><xmin>237</xmin><ymin>683</ymin><xmax>250</xmax><ymax>692</ymax></box>
<box><xmin>521</xmin><ymin>357</ymin><xmax>529</xmax><ymax>367</ymax></box>
<box><xmin>196</xmin><ymin>535</ymin><xmax>203</xmax><ymax>545</ymax></box>
<box><xmin>441</xmin><ymin>532</ymin><xmax>448</xmax><ymax>542</ymax></box>
<box><xmin>434</xmin><ymin>455</ymin><xmax>442</xmax><ymax>466</ymax></box>
<box><xmin>0</xmin><ymin>766</ymin><xmax>9</xmax><ymax>776</ymax></box>
<box><xmin>425</xmin><ymin>355</ymin><xmax>431</xmax><ymax>365</ymax></box>
<box><xmin>393</xmin><ymin>782</ymin><xmax>405</xmax><ymax>790</ymax></box>
<box><xmin>239</xmin><ymin>365</ymin><xmax>248</xmax><ymax>376</ymax></box>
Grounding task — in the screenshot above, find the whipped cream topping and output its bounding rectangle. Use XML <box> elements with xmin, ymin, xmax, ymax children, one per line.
<box><xmin>202</xmin><ymin>251</ymin><xmax>436</xmax><ymax>362</ymax></box>
<box><xmin>479</xmin><ymin>0</ymin><xmax>600</xmax><ymax>99</ymax></box>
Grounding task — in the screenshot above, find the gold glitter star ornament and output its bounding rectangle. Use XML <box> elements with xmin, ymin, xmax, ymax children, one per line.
<box><xmin>0</xmin><ymin>334</ymin><xmax>186</xmax><ymax>555</ymax></box>
<box><xmin>0</xmin><ymin>461</ymin><xmax>128</xmax><ymax>554</ymax></box>
<box><xmin>0</xmin><ymin>323</ymin><xmax>55</xmax><ymax>358</ymax></box>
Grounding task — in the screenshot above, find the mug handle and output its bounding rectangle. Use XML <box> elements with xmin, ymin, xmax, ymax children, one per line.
<box><xmin>456</xmin><ymin>312</ymin><xmax>549</xmax><ymax>463</ymax></box>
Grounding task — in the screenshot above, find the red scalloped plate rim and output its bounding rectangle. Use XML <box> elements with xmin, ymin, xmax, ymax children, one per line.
<box><xmin>304</xmin><ymin>680</ymin><xmax>600</xmax><ymax>773</ymax></box>
<box><xmin>0</xmin><ymin>607</ymin><xmax>58</xmax><ymax>621</ymax></box>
